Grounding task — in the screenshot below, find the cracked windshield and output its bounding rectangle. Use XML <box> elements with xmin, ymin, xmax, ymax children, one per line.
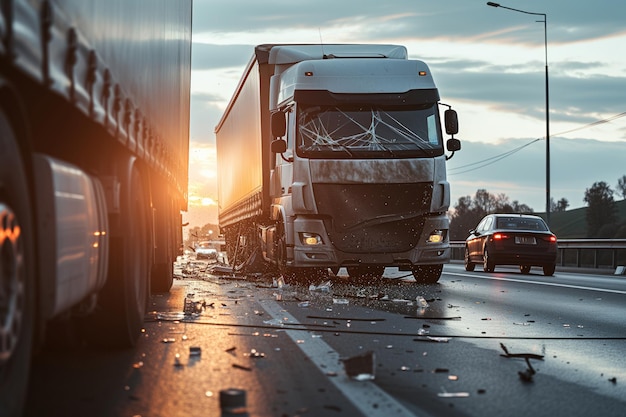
<box><xmin>298</xmin><ymin>104</ymin><xmax>441</xmax><ymax>157</ymax></box>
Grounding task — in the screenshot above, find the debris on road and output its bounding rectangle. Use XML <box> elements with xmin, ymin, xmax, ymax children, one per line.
<box><xmin>499</xmin><ymin>343</ymin><xmax>544</xmax><ymax>360</ymax></box>
<box><xmin>342</xmin><ymin>351</ymin><xmax>376</xmax><ymax>381</ymax></box>
<box><xmin>518</xmin><ymin>357</ymin><xmax>536</xmax><ymax>382</ymax></box>
<box><xmin>220</xmin><ymin>388</ymin><xmax>247</xmax><ymax>414</ymax></box>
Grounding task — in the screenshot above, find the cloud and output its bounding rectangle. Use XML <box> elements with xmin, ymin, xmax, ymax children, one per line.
<box><xmin>192</xmin><ymin>0</ymin><xmax>626</xmax><ymax>45</ymax></box>
<box><xmin>191</xmin><ymin>43</ymin><xmax>253</xmax><ymax>70</ymax></box>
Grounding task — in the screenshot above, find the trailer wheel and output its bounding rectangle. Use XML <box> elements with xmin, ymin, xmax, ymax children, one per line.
<box><xmin>82</xmin><ymin>165</ymin><xmax>150</xmax><ymax>348</ymax></box>
<box><xmin>0</xmin><ymin>110</ymin><xmax>35</xmax><ymax>416</ymax></box>
<box><xmin>151</xmin><ymin>194</ymin><xmax>174</xmax><ymax>293</ymax></box>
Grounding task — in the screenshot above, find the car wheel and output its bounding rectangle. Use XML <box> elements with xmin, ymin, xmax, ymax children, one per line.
<box><xmin>482</xmin><ymin>248</ymin><xmax>495</xmax><ymax>272</ymax></box>
<box><xmin>519</xmin><ymin>265</ymin><xmax>531</xmax><ymax>274</ymax></box>
<box><xmin>464</xmin><ymin>247</ymin><xmax>475</xmax><ymax>271</ymax></box>
<box><xmin>543</xmin><ymin>263</ymin><xmax>556</xmax><ymax>276</ymax></box>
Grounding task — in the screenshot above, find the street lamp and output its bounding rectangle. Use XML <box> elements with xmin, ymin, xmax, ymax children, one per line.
<box><xmin>486</xmin><ymin>2</ymin><xmax>550</xmax><ymax>225</ymax></box>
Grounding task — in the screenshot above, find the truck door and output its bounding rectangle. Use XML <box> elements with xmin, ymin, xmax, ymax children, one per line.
<box><xmin>272</xmin><ymin>107</ymin><xmax>294</xmax><ymax>199</ymax></box>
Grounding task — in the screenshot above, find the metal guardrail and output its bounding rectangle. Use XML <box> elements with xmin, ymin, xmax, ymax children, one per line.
<box><xmin>450</xmin><ymin>239</ymin><xmax>626</xmax><ymax>270</ymax></box>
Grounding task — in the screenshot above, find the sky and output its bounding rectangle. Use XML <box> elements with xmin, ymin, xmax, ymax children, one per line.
<box><xmin>185</xmin><ymin>0</ymin><xmax>626</xmax><ymax>228</ymax></box>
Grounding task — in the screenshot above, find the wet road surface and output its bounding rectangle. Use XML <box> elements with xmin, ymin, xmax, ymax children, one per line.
<box><xmin>25</xmin><ymin>261</ymin><xmax>626</xmax><ymax>417</ymax></box>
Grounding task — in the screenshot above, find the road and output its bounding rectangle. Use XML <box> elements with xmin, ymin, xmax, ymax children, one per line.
<box><xmin>25</xmin><ymin>261</ymin><xmax>626</xmax><ymax>417</ymax></box>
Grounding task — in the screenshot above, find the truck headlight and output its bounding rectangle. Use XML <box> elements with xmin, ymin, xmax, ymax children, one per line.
<box><xmin>299</xmin><ymin>232</ymin><xmax>323</xmax><ymax>245</ymax></box>
<box><xmin>427</xmin><ymin>230</ymin><xmax>445</xmax><ymax>243</ymax></box>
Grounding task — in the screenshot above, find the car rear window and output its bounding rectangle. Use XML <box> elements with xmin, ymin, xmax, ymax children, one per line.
<box><xmin>496</xmin><ymin>217</ymin><xmax>548</xmax><ymax>231</ymax></box>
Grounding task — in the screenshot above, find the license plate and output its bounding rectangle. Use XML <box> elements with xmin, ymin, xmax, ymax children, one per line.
<box><xmin>515</xmin><ymin>236</ymin><xmax>536</xmax><ymax>245</ymax></box>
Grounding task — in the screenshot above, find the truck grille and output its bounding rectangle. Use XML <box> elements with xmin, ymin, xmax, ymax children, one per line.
<box><xmin>313</xmin><ymin>183</ymin><xmax>432</xmax><ymax>253</ymax></box>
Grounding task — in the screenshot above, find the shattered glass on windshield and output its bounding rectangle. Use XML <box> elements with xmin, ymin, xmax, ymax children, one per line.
<box><xmin>297</xmin><ymin>104</ymin><xmax>441</xmax><ymax>157</ymax></box>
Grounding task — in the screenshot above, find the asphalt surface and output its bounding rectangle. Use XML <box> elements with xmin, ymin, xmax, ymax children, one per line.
<box><xmin>24</xmin><ymin>261</ymin><xmax>626</xmax><ymax>417</ymax></box>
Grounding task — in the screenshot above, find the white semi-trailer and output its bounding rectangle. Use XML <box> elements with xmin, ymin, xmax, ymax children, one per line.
<box><xmin>216</xmin><ymin>44</ymin><xmax>460</xmax><ymax>283</ymax></box>
<box><xmin>0</xmin><ymin>1</ymin><xmax>191</xmax><ymax>415</ymax></box>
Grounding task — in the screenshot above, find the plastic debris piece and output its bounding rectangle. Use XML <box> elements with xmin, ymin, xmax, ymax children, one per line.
<box><xmin>220</xmin><ymin>388</ymin><xmax>247</xmax><ymax>413</ymax></box>
<box><xmin>427</xmin><ymin>336</ymin><xmax>451</xmax><ymax>343</ymax></box>
<box><xmin>244</xmin><ymin>349</ymin><xmax>265</xmax><ymax>358</ymax></box>
<box><xmin>298</xmin><ymin>301</ymin><xmax>310</xmax><ymax>308</ymax></box>
<box><xmin>189</xmin><ymin>346</ymin><xmax>202</xmax><ymax>356</ymax></box>
<box><xmin>183</xmin><ymin>297</ymin><xmax>204</xmax><ymax>315</ymax></box>
<box><xmin>417</xmin><ymin>328</ymin><xmax>429</xmax><ymax>336</ymax></box>
<box><xmin>333</xmin><ymin>298</ymin><xmax>349</xmax><ymax>305</ymax></box>
<box><xmin>342</xmin><ymin>351</ymin><xmax>375</xmax><ymax>381</ymax></box>
<box><xmin>162</xmin><ymin>338</ymin><xmax>176</xmax><ymax>343</ymax></box>
<box><xmin>518</xmin><ymin>357</ymin><xmax>536</xmax><ymax>382</ymax></box>
<box><xmin>174</xmin><ymin>353</ymin><xmax>183</xmax><ymax>367</ymax></box>
<box><xmin>232</xmin><ymin>363</ymin><xmax>252</xmax><ymax>371</ymax></box>
<box><xmin>438</xmin><ymin>389</ymin><xmax>470</xmax><ymax>398</ymax></box>
<box><xmin>309</xmin><ymin>281</ymin><xmax>332</xmax><ymax>292</ymax></box>
<box><xmin>416</xmin><ymin>296</ymin><xmax>429</xmax><ymax>308</ymax></box>
<box><xmin>499</xmin><ymin>343</ymin><xmax>544</xmax><ymax>360</ymax></box>
<box><xmin>263</xmin><ymin>318</ymin><xmax>284</xmax><ymax>326</ymax></box>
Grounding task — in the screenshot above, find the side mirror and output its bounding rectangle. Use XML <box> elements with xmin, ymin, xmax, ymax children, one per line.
<box><xmin>447</xmin><ymin>138</ymin><xmax>461</xmax><ymax>152</ymax></box>
<box><xmin>270</xmin><ymin>139</ymin><xmax>287</xmax><ymax>154</ymax></box>
<box><xmin>444</xmin><ymin>109</ymin><xmax>458</xmax><ymax>135</ymax></box>
<box><xmin>271</xmin><ymin>111</ymin><xmax>286</xmax><ymax>138</ymax></box>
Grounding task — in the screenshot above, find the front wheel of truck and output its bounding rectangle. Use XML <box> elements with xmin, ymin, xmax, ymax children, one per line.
<box><xmin>412</xmin><ymin>264</ymin><xmax>443</xmax><ymax>284</ymax></box>
<box><xmin>0</xmin><ymin>109</ymin><xmax>36</xmax><ymax>417</ymax></box>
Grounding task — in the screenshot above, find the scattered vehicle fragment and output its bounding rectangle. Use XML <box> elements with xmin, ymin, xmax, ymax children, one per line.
<box><xmin>195</xmin><ymin>241</ymin><xmax>219</xmax><ymax>260</ymax></box>
<box><xmin>342</xmin><ymin>351</ymin><xmax>376</xmax><ymax>381</ymax></box>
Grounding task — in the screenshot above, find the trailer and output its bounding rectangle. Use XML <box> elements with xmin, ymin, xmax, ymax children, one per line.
<box><xmin>0</xmin><ymin>1</ymin><xmax>191</xmax><ymax>414</ymax></box>
<box><xmin>216</xmin><ymin>44</ymin><xmax>460</xmax><ymax>283</ymax></box>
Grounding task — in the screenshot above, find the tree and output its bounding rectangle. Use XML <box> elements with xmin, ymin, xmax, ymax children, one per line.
<box><xmin>550</xmin><ymin>197</ymin><xmax>569</xmax><ymax>212</ymax></box>
<box><xmin>616</xmin><ymin>175</ymin><xmax>626</xmax><ymax>200</ymax></box>
<box><xmin>583</xmin><ymin>181</ymin><xmax>617</xmax><ymax>237</ymax></box>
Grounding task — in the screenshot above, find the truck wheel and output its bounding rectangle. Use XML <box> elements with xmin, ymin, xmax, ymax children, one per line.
<box><xmin>151</xmin><ymin>195</ymin><xmax>174</xmax><ymax>293</ymax></box>
<box><xmin>0</xmin><ymin>110</ymin><xmax>35</xmax><ymax>416</ymax></box>
<box><xmin>412</xmin><ymin>264</ymin><xmax>443</xmax><ymax>284</ymax></box>
<box><xmin>346</xmin><ymin>265</ymin><xmax>384</xmax><ymax>283</ymax></box>
<box><xmin>82</xmin><ymin>166</ymin><xmax>150</xmax><ymax>348</ymax></box>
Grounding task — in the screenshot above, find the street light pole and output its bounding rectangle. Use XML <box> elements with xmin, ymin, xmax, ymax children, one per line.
<box><xmin>486</xmin><ymin>2</ymin><xmax>550</xmax><ymax>225</ymax></box>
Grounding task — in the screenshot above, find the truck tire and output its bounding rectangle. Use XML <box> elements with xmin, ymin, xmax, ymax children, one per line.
<box><xmin>412</xmin><ymin>264</ymin><xmax>443</xmax><ymax>284</ymax></box>
<box><xmin>151</xmin><ymin>193</ymin><xmax>174</xmax><ymax>293</ymax></box>
<box><xmin>346</xmin><ymin>265</ymin><xmax>384</xmax><ymax>283</ymax></box>
<box><xmin>82</xmin><ymin>165</ymin><xmax>150</xmax><ymax>348</ymax></box>
<box><xmin>0</xmin><ymin>110</ymin><xmax>36</xmax><ymax>417</ymax></box>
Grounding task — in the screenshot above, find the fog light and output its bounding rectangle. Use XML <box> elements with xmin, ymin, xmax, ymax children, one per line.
<box><xmin>427</xmin><ymin>230</ymin><xmax>444</xmax><ymax>243</ymax></box>
<box><xmin>300</xmin><ymin>232</ymin><xmax>323</xmax><ymax>245</ymax></box>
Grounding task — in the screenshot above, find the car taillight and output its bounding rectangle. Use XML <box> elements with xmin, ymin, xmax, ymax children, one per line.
<box><xmin>549</xmin><ymin>235</ymin><xmax>557</xmax><ymax>243</ymax></box>
<box><xmin>493</xmin><ymin>233</ymin><xmax>508</xmax><ymax>240</ymax></box>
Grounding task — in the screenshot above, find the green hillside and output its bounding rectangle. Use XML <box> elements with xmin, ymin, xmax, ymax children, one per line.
<box><xmin>535</xmin><ymin>199</ymin><xmax>626</xmax><ymax>238</ymax></box>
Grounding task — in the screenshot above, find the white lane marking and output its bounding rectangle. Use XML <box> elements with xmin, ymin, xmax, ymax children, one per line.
<box><xmin>260</xmin><ymin>298</ymin><xmax>424</xmax><ymax>417</ymax></box>
<box><xmin>446</xmin><ymin>271</ymin><xmax>626</xmax><ymax>295</ymax></box>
